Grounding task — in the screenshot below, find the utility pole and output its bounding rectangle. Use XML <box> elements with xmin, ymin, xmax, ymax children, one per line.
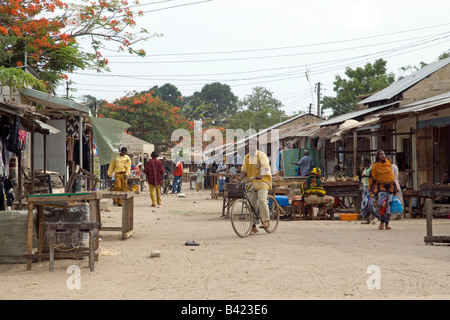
<box><xmin>315</xmin><ymin>82</ymin><xmax>322</xmax><ymax>117</ymax></box>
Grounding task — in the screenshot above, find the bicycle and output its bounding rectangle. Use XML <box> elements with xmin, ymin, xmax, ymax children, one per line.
<box><xmin>161</xmin><ymin>173</ymin><xmax>173</xmax><ymax>194</ymax></box>
<box><xmin>229</xmin><ymin>180</ymin><xmax>280</xmax><ymax>238</ymax></box>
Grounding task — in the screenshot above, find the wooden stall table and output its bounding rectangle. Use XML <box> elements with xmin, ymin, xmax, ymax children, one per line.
<box><xmin>211</xmin><ymin>173</ymin><xmax>238</xmax><ymax>200</ymax></box>
<box><xmin>272</xmin><ymin>176</ymin><xmax>307</xmax><ymax>219</ymax></box>
<box><xmin>322</xmin><ymin>181</ymin><xmax>363</xmax><ymax>214</ymax></box>
<box><xmin>26</xmin><ymin>192</ymin><xmax>101</xmax><ymax>270</ymax></box>
<box><xmin>99</xmin><ymin>191</ymin><xmax>135</xmax><ymax>240</ymax></box>
<box><xmin>127</xmin><ymin>177</ymin><xmax>141</xmax><ymax>193</ymax></box>
<box><xmin>210</xmin><ymin>173</ymin><xmax>220</xmax><ymax>199</ymax></box>
<box><xmin>402</xmin><ymin>189</ymin><xmax>426</xmax><ymax>218</ymax></box>
<box><xmin>222</xmin><ymin>181</ymin><xmax>242</xmax><ymax>217</ymax></box>
<box><xmin>419</xmin><ymin>184</ymin><xmax>450</xmax><ymax>244</ymax></box>
<box><xmin>44</xmin><ymin>221</ymin><xmax>101</xmax><ymax>272</ymax></box>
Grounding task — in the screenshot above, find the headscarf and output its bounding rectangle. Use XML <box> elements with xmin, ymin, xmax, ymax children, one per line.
<box><xmin>301</xmin><ymin>167</ymin><xmax>326</xmax><ymax>197</ymax></box>
<box><xmin>369</xmin><ymin>150</ymin><xmax>397</xmax><ymax>194</ymax></box>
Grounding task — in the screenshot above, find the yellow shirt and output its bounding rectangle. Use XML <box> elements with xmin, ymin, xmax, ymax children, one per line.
<box><xmin>241</xmin><ymin>150</ymin><xmax>272</xmax><ymax>190</ymax></box>
<box><xmin>107</xmin><ymin>154</ymin><xmax>131</xmax><ymax>177</ymax></box>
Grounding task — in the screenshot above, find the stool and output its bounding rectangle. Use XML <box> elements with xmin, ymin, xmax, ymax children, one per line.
<box><xmin>291</xmin><ymin>196</ymin><xmax>313</xmax><ymax>220</ymax></box>
<box><xmin>44</xmin><ymin>221</ymin><xmax>101</xmax><ymax>272</ymax></box>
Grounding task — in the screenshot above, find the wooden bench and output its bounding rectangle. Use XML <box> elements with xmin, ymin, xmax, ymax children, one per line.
<box><xmin>26</xmin><ymin>192</ymin><xmax>101</xmax><ymax>270</ymax></box>
<box><xmin>424</xmin><ymin>198</ymin><xmax>450</xmax><ymax>245</ymax></box>
<box><xmin>291</xmin><ymin>196</ymin><xmax>314</xmax><ymax>220</ymax></box>
<box><xmin>99</xmin><ymin>191</ymin><xmax>135</xmax><ymax>239</ymax></box>
<box><xmin>44</xmin><ymin>221</ymin><xmax>101</xmax><ymax>272</ymax></box>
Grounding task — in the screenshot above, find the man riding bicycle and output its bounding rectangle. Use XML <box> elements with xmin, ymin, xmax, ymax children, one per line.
<box><xmin>237</xmin><ymin>141</ymin><xmax>272</xmax><ymax>232</ymax></box>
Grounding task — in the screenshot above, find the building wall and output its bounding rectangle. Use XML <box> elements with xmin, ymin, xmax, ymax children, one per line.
<box><xmin>277</xmin><ymin>114</ymin><xmax>320</xmax><ymax>130</ymax></box>
<box><xmin>401</xmin><ymin>65</ymin><xmax>450</xmax><ymax>106</ymax></box>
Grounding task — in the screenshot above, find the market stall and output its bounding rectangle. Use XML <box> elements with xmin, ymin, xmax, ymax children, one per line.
<box><xmin>322</xmin><ymin>180</ymin><xmax>363</xmax><ymax>214</ymax></box>
<box><xmin>419</xmin><ymin>184</ymin><xmax>450</xmax><ymax>244</ymax></box>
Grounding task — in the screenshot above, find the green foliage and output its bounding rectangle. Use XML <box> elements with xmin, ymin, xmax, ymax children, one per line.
<box><xmin>0</xmin><ymin>66</ymin><xmax>46</xmax><ymax>91</ymax></box>
<box><xmin>184</xmin><ymin>82</ymin><xmax>238</xmax><ymax>126</ymax></box>
<box><xmin>322</xmin><ymin>59</ymin><xmax>395</xmax><ymax>117</ymax></box>
<box><xmin>97</xmin><ymin>91</ymin><xmax>190</xmax><ymax>148</ymax></box>
<box><xmin>228</xmin><ymin>87</ymin><xmax>286</xmax><ymax>131</ymax></box>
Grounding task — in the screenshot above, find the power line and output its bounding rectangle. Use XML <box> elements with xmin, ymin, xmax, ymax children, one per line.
<box><xmin>138</xmin><ymin>0</ymin><xmax>213</xmax><ymax>14</ymax></box>
<box><xmin>105</xmin><ymin>32</ymin><xmax>450</xmax><ymax>64</ymax></box>
<box><xmin>105</xmin><ymin>22</ymin><xmax>450</xmax><ymax>58</ymax></box>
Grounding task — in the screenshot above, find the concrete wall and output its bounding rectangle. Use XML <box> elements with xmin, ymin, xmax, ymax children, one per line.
<box><xmin>401</xmin><ymin>64</ymin><xmax>450</xmax><ymax>106</ymax></box>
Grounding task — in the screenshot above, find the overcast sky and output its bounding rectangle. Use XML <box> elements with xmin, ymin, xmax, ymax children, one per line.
<box><xmin>59</xmin><ymin>0</ymin><xmax>450</xmax><ymax>118</ymax></box>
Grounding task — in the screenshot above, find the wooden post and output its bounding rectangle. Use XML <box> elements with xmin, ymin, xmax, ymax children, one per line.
<box><xmin>26</xmin><ymin>202</ymin><xmax>34</xmax><ymax>270</ymax></box>
<box><xmin>353</xmin><ymin>130</ymin><xmax>357</xmax><ymax>177</ymax></box>
<box><xmin>425</xmin><ymin>198</ymin><xmax>433</xmax><ymax>238</ymax></box>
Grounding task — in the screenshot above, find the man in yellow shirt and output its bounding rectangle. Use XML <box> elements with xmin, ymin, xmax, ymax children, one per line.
<box><xmin>237</xmin><ymin>142</ymin><xmax>272</xmax><ymax>230</ymax></box>
<box><xmin>107</xmin><ymin>147</ymin><xmax>131</xmax><ymax>206</ymax></box>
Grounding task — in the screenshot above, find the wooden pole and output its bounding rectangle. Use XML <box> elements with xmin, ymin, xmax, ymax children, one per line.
<box><xmin>426</xmin><ymin>198</ymin><xmax>433</xmax><ymax>238</ymax></box>
<box><xmin>353</xmin><ymin>130</ymin><xmax>357</xmax><ymax>177</ymax></box>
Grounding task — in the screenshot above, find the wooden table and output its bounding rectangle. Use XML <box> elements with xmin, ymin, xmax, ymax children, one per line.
<box><xmin>402</xmin><ymin>189</ymin><xmax>427</xmax><ymax>218</ymax></box>
<box><xmin>322</xmin><ymin>181</ymin><xmax>363</xmax><ymax>213</ymax></box>
<box><xmin>419</xmin><ymin>185</ymin><xmax>450</xmax><ymax>244</ymax></box>
<box><xmin>99</xmin><ymin>191</ymin><xmax>135</xmax><ymax>240</ymax></box>
<box><xmin>44</xmin><ymin>221</ymin><xmax>100</xmax><ymax>272</ymax></box>
<box><xmin>222</xmin><ymin>182</ymin><xmax>244</xmax><ymax>216</ymax></box>
<box><xmin>26</xmin><ymin>192</ymin><xmax>101</xmax><ymax>270</ymax></box>
<box><xmin>211</xmin><ymin>173</ymin><xmax>238</xmax><ymax>199</ymax></box>
<box><xmin>127</xmin><ymin>177</ymin><xmax>141</xmax><ymax>193</ymax></box>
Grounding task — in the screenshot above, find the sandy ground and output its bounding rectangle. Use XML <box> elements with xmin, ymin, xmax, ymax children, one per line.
<box><xmin>1</xmin><ymin>185</ymin><xmax>450</xmax><ymax>301</ymax></box>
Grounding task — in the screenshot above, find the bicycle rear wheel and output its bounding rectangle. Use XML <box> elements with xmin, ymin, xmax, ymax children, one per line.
<box><xmin>265</xmin><ymin>195</ymin><xmax>280</xmax><ymax>233</ymax></box>
<box><xmin>230</xmin><ymin>199</ymin><xmax>253</xmax><ymax>238</ymax></box>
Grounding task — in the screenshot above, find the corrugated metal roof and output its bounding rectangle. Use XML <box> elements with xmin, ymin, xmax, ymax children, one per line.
<box><xmin>359</xmin><ymin>57</ymin><xmax>450</xmax><ymax>105</ymax></box>
<box><xmin>319</xmin><ymin>102</ymin><xmax>397</xmax><ymax>127</ymax></box>
<box><xmin>382</xmin><ymin>90</ymin><xmax>450</xmax><ymax>116</ymax></box>
<box><xmin>21</xmin><ymin>87</ymin><xmax>91</xmax><ymax>116</ymax></box>
<box><xmin>279</xmin><ymin>122</ymin><xmax>339</xmax><ymax>139</ymax></box>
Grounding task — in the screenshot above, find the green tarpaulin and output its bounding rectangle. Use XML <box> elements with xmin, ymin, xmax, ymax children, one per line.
<box><xmin>283</xmin><ymin>148</ymin><xmax>323</xmax><ymax>177</ymax></box>
<box><xmin>89</xmin><ymin>117</ymin><xmax>130</xmax><ymax>166</ymax></box>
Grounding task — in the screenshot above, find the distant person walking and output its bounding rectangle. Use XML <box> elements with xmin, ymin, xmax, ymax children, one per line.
<box><xmin>107</xmin><ymin>147</ymin><xmax>131</xmax><ymax>206</ymax></box>
<box><xmin>369</xmin><ymin>150</ymin><xmax>398</xmax><ymax>230</ymax></box>
<box><xmin>144</xmin><ymin>151</ymin><xmax>165</xmax><ymax>208</ymax></box>
<box><xmin>196</xmin><ymin>166</ymin><xmax>205</xmax><ymax>191</ymax></box>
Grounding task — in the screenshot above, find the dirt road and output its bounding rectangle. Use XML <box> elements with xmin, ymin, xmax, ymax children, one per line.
<box><xmin>1</xmin><ymin>187</ymin><xmax>449</xmax><ymax>300</ymax></box>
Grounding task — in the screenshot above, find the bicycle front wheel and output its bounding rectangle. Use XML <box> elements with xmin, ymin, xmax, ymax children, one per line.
<box><xmin>265</xmin><ymin>195</ymin><xmax>280</xmax><ymax>233</ymax></box>
<box><xmin>230</xmin><ymin>199</ymin><xmax>253</xmax><ymax>238</ymax></box>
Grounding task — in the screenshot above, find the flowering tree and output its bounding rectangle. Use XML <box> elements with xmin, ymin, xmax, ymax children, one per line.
<box><xmin>98</xmin><ymin>91</ymin><xmax>191</xmax><ymax>149</ymax></box>
<box><xmin>0</xmin><ymin>0</ymin><xmax>150</xmax><ymax>90</ymax></box>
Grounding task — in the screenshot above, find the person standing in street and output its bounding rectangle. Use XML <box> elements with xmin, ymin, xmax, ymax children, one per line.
<box><xmin>196</xmin><ymin>165</ymin><xmax>205</xmax><ymax>191</ymax></box>
<box><xmin>360</xmin><ymin>158</ymin><xmax>376</xmax><ymax>224</ymax></box>
<box><xmin>172</xmin><ymin>159</ymin><xmax>183</xmax><ymax>194</ymax></box>
<box><xmin>107</xmin><ymin>147</ymin><xmax>131</xmax><ymax>206</ymax></box>
<box><xmin>144</xmin><ymin>151</ymin><xmax>165</xmax><ymax>208</ymax></box>
<box><xmin>292</xmin><ymin>149</ymin><xmax>315</xmax><ymax>176</ymax></box>
<box><xmin>369</xmin><ymin>150</ymin><xmax>398</xmax><ymax>230</ymax></box>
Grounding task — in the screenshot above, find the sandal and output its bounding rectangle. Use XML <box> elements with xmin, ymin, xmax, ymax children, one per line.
<box><xmin>260</xmin><ymin>221</ymin><xmax>270</xmax><ymax>229</ymax></box>
<box><xmin>385</xmin><ymin>225</ymin><xmax>391</xmax><ymax>230</ymax></box>
<box><xmin>378</xmin><ymin>223</ymin><xmax>384</xmax><ymax>230</ymax></box>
